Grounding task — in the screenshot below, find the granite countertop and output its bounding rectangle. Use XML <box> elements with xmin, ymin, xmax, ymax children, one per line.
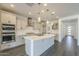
<box><xmin>23</xmin><ymin>34</ymin><xmax>55</xmax><ymax>40</ymax></box>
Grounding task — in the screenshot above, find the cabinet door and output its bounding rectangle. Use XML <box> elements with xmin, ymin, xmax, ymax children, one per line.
<box><xmin>22</xmin><ymin>19</ymin><xmax>27</xmax><ymax>29</ymax></box>
<box><xmin>1</xmin><ymin>12</ymin><xmax>16</xmax><ymax>24</ymax></box>
<box><xmin>16</xmin><ymin>19</ymin><xmax>22</xmax><ymax>30</ymax></box>
<box><xmin>9</xmin><ymin>14</ymin><xmax>16</xmax><ymax>24</ymax></box>
<box><xmin>16</xmin><ymin>18</ymin><xmax>27</xmax><ymax>30</ymax></box>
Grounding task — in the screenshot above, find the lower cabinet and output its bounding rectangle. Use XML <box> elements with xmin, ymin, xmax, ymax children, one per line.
<box><xmin>15</xmin><ymin>36</ymin><xmax>25</xmax><ymax>45</ymax></box>
<box><xmin>0</xmin><ymin>42</ymin><xmax>16</xmax><ymax>50</ymax></box>
<box><xmin>0</xmin><ymin>36</ymin><xmax>25</xmax><ymax>51</ymax></box>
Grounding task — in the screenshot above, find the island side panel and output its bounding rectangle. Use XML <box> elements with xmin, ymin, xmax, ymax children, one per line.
<box><xmin>33</xmin><ymin>37</ymin><xmax>54</xmax><ymax>56</ymax></box>
<box><xmin>25</xmin><ymin>39</ymin><xmax>31</xmax><ymax>56</ymax></box>
<box><xmin>31</xmin><ymin>40</ymin><xmax>34</xmax><ymax>56</ymax></box>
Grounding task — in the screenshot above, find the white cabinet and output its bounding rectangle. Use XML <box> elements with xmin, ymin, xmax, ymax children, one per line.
<box><xmin>15</xmin><ymin>16</ymin><xmax>27</xmax><ymax>46</ymax></box>
<box><xmin>0</xmin><ymin>42</ymin><xmax>16</xmax><ymax>50</ymax></box>
<box><xmin>17</xmin><ymin>19</ymin><xmax>27</xmax><ymax>30</ymax></box>
<box><xmin>22</xmin><ymin>19</ymin><xmax>27</xmax><ymax>29</ymax></box>
<box><xmin>16</xmin><ymin>16</ymin><xmax>27</xmax><ymax>30</ymax></box>
<box><xmin>15</xmin><ymin>16</ymin><xmax>27</xmax><ymax>48</ymax></box>
<box><xmin>1</xmin><ymin>11</ymin><xmax>16</xmax><ymax>24</ymax></box>
<box><xmin>17</xmin><ymin>19</ymin><xmax>22</xmax><ymax>30</ymax></box>
<box><xmin>16</xmin><ymin>36</ymin><xmax>25</xmax><ymax>45</ymax></box>
<box><xmin>0</xmin><ymin>10</ymin><xmax>16</xmax><ymax>51</ymax></box>
<box><xmin>0</xmin><ymin>10</ymin><xmax>26</xmax><ymax>51</ymax></box>
<box><xmin>16</xmin><ymin>19</ymin><xmax>27</xmax><ymax>36</ymax></box>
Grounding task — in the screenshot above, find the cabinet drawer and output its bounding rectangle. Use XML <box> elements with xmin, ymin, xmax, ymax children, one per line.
<box><xmin>0</xmin><ymin>43</ymin><xmax>11</xmax><ymax>50</ymax></box>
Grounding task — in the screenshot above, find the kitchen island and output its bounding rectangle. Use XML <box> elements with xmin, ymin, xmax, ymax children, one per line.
<box><xmin>24</xmin><ymin>34</ymin><xmax>55</xmax><ymax>56</ymax></box>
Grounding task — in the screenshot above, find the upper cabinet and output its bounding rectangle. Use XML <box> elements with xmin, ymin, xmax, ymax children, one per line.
<box><xmin>16</xmin><ymin>15</ymin><xmax>27</xmax><ymax>30</ymax></box>
<box><xmin>22</xmin><ymin>19</ymin><xmax>27</xmax><ymax>29</ymax></box>
<box><xmin>1</xmin><ymin>11</ymin><xmax>16</xmax><ymax>24</ymax></box>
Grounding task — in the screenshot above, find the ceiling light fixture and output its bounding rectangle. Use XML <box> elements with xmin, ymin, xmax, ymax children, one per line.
<box><xmin>28</xmin><ymin>12</ymin><xmax>32</xmax><ymax>15</ymax></box>
<box><xmin>46</xmin><ymin>20</ymin><xmax>49</xmax><ymax>24</ymax></box>
<box><xmin>41</xmin><ymin>10</ymin><xmax>44</xmax><ymax>13</ymax></box>
<box><xmin>38</xmin><ymin>17</ymin><xmax>41</xmax><ymax>22</ymax></box>
<box><xmin>43</xmin><ymin>3</ymin><xmax>47</xmax><ymax>6</ymax></box>
<box><xmin>56</xmin><ymin>16</ymin><xmax>59</xmax><ymax>19</ymax></box>
<box><xmin>10</xmin><ymin>4</ymin><xmax>14</xmax><ymax>7</ymax></box>
<box><xmin>51</xmin><ymin>11</ymin><xmax>55</xmax><ymax>15</ymax></box>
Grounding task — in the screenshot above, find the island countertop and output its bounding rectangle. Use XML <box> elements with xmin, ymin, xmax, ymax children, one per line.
<box><xmin>24</xmin><ymin>34</ymin><xmax>55</xmax><ymax>40</ymax></box>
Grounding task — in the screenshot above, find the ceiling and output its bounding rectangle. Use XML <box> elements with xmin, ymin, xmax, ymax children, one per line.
<box><xmin>0</xmin><ymin>3</ymin><xmax>79</xmax><ymax>21</ymax></box>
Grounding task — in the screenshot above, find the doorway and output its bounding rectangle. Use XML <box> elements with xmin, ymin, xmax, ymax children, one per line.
<box><xmin>60</xmin><ymin>18</ymin><xmax>78</xmax><ymax>56</ymax></box>
<box><xmin>61</xmin><ymin>19</ymin><xmax>78</xmax><ymax>40</ymax></box>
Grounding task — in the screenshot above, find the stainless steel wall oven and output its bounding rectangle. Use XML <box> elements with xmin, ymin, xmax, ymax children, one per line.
<box><xmin>1</xmin><ymin>24</ymin><xmax>15</xmax><ymax>43</ymax></box>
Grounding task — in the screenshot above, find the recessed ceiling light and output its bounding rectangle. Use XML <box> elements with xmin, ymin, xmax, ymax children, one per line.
<box><xmin>51</xmin><ymin>11</ymin><xmax>55</xmax><ymax>15</ymax></box>
<box><xmin>41</xmin><ymin>10</ymin><xmax>44</xmax><ymax>13</ymax></box>
<box><xmin>10</xmin><ymin>4</ymin><xmax>14</xmax><ymax>7</ymax></box>
<box><xmin>38</xmin><ymin>17</ymin><xmax>41</xmax><ymax>22</ymax></box>
<box><xmin>43</xmin><ymin>3</ymin><xmax>47</xmax><ymax>6</ymax></box>
<box><xmin>28</xmin><ymin>12</ymin><xmax>32</xmax><ymax>15</ymax></box>
<box><xmin>56</xmin><ymin>16</ymin><xmax>59</xmax><ymax>19</ymax></box>
<box><xmin>46</xmin><ymin>20</ymin><xmax>49</xmax><ymax>24</ymax></box>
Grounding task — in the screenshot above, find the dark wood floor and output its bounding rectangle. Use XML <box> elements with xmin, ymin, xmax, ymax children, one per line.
<box><xmin>0</xmin><ymin>45</ymin><xmax>26</xmax><ymax>56</ymax></box>
<box><xmin>0</xmin><ymin>38</ymin><xmax>79</xmax><ymax>56</ymax></box>
<box><xmin>41</xmin><ymin>39</ymin><xmax>78</xmax><ymax>56</ymax></box>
